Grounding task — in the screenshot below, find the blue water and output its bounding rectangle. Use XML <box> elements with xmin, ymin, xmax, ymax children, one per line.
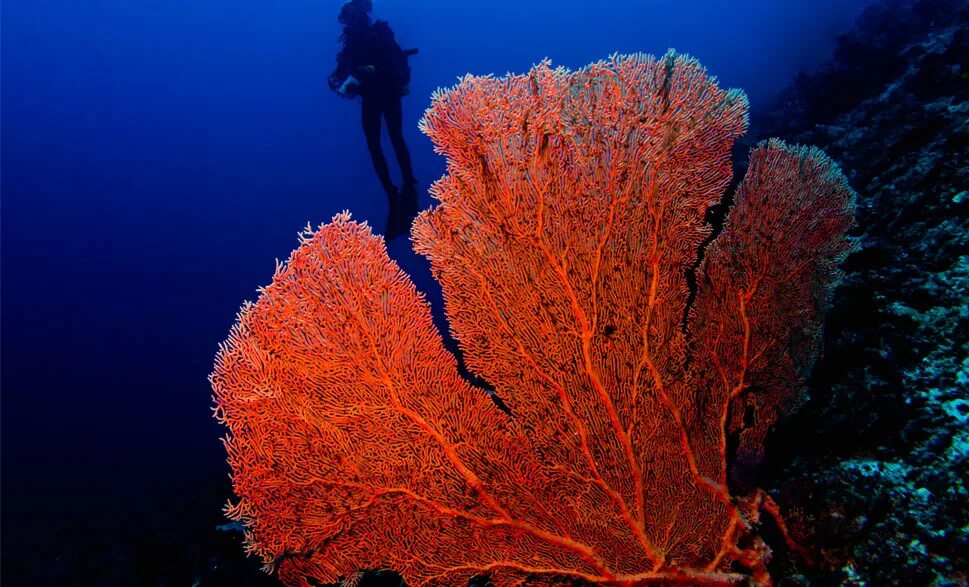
<box><xmin>2</xmin><ymin>0</ymin><xmax>874</xmax><ymax>582</ymax></box>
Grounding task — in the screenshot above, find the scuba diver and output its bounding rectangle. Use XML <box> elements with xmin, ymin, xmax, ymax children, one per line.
<box><xmin>328</xmin><ymin>0</ymin><xmax>420</xmax><ymax>242</ymax></box>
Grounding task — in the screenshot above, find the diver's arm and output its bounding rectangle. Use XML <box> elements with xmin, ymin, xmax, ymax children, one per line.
<box><xmin>327</xmin><ymin>44</ymin><xmax>357</xmax><ymax>92</ymax></box>
<box><xmin>328</xmin><ymin>61</ymin><xmax>352</xmax><ymax>93</ymax></box>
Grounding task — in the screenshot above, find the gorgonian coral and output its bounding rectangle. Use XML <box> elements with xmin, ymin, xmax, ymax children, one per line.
<box><xmin>211</xmin><ymin>52</ymin><xmax>855</xmax><ymax>586</ymax></box>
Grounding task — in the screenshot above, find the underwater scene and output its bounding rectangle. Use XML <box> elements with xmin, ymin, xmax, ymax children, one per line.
<box><xmin>3</xmin><ymin>0</ymin><xmax>967</xmax><ymax>585</ymax></box>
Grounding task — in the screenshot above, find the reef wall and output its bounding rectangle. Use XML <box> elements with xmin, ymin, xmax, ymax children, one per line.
<box><xmin>753</xmin><ymin>0</ymin><xmax>969</xmax><ymax>584</ymax></box>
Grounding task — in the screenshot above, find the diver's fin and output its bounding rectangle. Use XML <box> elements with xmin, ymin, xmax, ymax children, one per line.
<box><xmin>385</xmin><ymin>183</ymin><xmax>419</xmax><ymax>242</ymax></box>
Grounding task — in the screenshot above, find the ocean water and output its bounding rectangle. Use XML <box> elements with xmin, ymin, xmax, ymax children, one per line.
<box><xmin>2</xmin><ymin>1</ymin><xmax>879</xmax><ymax>585</ymax></box>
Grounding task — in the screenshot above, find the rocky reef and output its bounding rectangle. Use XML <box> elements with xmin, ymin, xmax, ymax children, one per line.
<box><xmin>752</xmin><ymin>0</ymin><xmax>969</xmax><ymax>584</ymax></box>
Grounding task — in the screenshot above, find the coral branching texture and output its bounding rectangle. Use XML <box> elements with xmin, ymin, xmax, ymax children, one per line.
<box><xmin>210</xmin><ymin>52</ymin><xmax>855</xmax><ymax>586</ymax></box>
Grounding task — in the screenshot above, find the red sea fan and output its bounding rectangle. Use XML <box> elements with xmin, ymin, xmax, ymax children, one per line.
<box><xmin>210</xmin><ymin>52</ymin><xmax>855</xmax><ymax>586</ymax></box>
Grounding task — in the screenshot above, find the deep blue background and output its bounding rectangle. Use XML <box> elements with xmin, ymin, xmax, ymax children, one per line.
<box><xmin>2</xmin><ymin>0</ymin><xmax>873</xmax><ymax>581</ymax></box>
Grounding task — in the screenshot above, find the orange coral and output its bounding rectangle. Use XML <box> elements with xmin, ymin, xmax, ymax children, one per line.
<box><xmin>210</xmin><ymin>52</ymin><xmax>855</xmax><ymax>586</ymax></box>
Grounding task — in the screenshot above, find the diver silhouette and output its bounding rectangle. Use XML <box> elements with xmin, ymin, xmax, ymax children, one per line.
<box><xmin>328</xmin><ymin>0</ymin><xmax>420</xmax><ymax>242</ymax></box>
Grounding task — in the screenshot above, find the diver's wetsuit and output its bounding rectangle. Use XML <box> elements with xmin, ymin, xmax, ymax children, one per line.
<box><xmin>329</xmin><ymin>20</ymin><xmax>416</xmax><ymax>200</ymax></box>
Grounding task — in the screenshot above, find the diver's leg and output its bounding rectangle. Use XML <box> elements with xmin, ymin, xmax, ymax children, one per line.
<box><xmin>361</xmin><ymin>97</ymin><xmax>397</xmax><ymax>198</ymax></box>
<box><xmin>383</xmin><ymin>97</ymin><xmax>417</xmax><ymax>188</ymax></box>
<box><xmin>380</xmin><ymin>97</ymin><xmax>416</xmax><ymax>242</ymax></box>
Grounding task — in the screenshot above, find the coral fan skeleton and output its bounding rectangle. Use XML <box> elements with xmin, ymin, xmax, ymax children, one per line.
<box><xmin>210</xmin><ymin>52</ymin><xmax>856</xmax><ymax>586</ymax></box>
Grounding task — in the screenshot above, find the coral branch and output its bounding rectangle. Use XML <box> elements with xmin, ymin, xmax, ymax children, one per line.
<box><xmin>212</xmin><ymin>53</ymin><xmax>855</xmax><ymax>586</ymax></box>
<box><xmin>690</xmin><ymin>140</ymin><xmax>857</xmax><ymax>489</ymax></box>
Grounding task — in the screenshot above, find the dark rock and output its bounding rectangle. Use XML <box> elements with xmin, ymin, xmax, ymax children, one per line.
<box><xmin>753</xmin><ymin>0</ymin><xmax>969</xmax><ymax>585</ymax></box>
